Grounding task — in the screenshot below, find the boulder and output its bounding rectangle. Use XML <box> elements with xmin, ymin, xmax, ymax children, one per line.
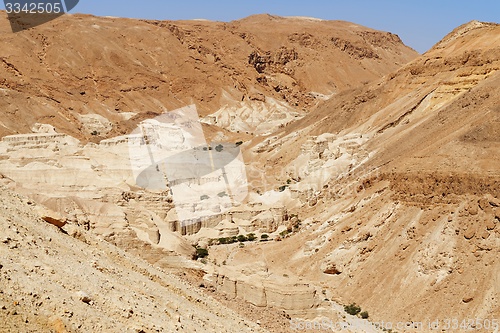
<box><xmin>36</xmin><ymin>206</ymin><xmax>67</xmax><ymax>228</ymax></box>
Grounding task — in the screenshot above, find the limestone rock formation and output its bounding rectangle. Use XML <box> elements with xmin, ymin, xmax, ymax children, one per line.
<box><xmin>0</xmin><ymin>185</ymin><xmax>269</xmax><ymax>333</ymax></box>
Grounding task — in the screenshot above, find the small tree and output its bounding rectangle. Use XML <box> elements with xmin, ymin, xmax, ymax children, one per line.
<box><xmin>261</xmin><ymin>234</ymin><xmax>269</xmax><ymax>241</ymax></box>
<box><xmin>246</xmin><ymin>233</ymin><xmax>256</xmax><ymax>241</ymax></box>
<box><xmin>237</xmin><ymin>235</ymin><xmax>247</xmax><ymax>242</ymax></box>
<box><xmin>360</xmin><ymin>311</ymin><xmax>369</xmax><ymax>319</ymax></box>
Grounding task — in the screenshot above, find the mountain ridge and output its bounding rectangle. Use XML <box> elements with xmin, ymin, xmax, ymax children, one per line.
<box><xmin>0</xmin><ymin>11</ymin><xmax>417</xmax><ymax>140</ymax></box>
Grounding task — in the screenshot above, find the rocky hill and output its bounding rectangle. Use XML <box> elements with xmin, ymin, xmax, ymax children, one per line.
<box><xmin>234</xmin><ymin>20</ymin><xmax>500</xmax><ymax>329</ymax></box>
<box><xmin>0</xmin><ymin>12</ymin><xmax>417</xmax><ymax>140</ymax></box>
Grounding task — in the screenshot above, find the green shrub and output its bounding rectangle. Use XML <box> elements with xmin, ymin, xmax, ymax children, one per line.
<box><xmin>193</xmin><ymin>247</ymin><xmax>208</xmax><ymax>260</ymax></box>
<box><xmin>246</xmin><ymin>233</ymin><xmax>256</xmax><ymax>241</ymax></box>
<box><xmin>278</xmin><ymin>185</ymin><xmax>288</xmax><ymax>192</ymax></box>
<box><xmin>344</xmin><ymin>303</ymin><xmax>361</xmax><ymax>316</ymax></box>
<box><xmin>200</xmin><ymin>194</ymin><xmax>209</xmax><ymax>200</ymax></box>
<box><xmin>235</xmin><ymin>141</ymin><xmax>243</xmax><ymax>146</ymax></box>
<box><xmin>215</xmin><ymin>144</ymin><xmax>224</xmax><ymax>152</ymax></box>
<box><xmin>237</xmin><ymin>235</ymin><xmax>247</xmax><ymax>242</ymax></box>
<box><xmin>360</xmin><ymin>311</ymin><xmax>369</xmax><ymax>319</ymax></box>
<box><xmin>261</xmin><ymin>234</ymin><xmax>269</xmax><ymax>240</ymax></box>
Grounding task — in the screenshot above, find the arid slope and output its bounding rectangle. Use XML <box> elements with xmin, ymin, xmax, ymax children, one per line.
<box><xmin>230</xmin><ymin>21</ymin><xmax>500</xmax><ymax>329</ymax></box>
<box><xmin>0</xmin><ymin>12</ymin><xmax>417</xmax><ymax>140</ymax></box>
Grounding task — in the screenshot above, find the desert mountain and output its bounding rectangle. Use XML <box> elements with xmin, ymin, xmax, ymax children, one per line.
<box><xmin>249</xmin><ymin>20</ymin><xmax>500</xmax><ymax>187</ymax></box>
<box><xmin>0</xmin><ymin>11</ymin><xmax>498</xmax><ymax>333</ymax></box>
<box><xmin>233</xmin><ymin>20</ymin><xmax>499</xmax><ymax>328</ymax></box>
<box><xmin>0</xmin><ymin>12</ymin><xmax>417</xmax><ymax>140</ymax></box>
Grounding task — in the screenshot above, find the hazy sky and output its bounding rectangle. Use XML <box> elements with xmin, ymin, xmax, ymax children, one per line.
<box><xmin>2</xmin><ymin>1</ymin><xmax>499</xmax><ymax>53</ymax></box>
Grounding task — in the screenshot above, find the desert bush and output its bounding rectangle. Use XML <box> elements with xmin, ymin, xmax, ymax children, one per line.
<box><xmin>246</xmin><ymin>233</ymin><xmax>256</xmax><ymax>241</ymax></box>
<box><xmin>237</xmin><ymin>235</ymin><xmax>247</xmax><ymax>242</ymax></box>
<box><xmin>344</xmin><ymin>303</ymin><xmax>361</xmax><ymax>316</ymax></box>
<box><xmin>192</xmin><ymin>247</ymin><xmax>209</xmax><ymax>260</ymax></box>
<box><xmin>261</xmin><ymin>234</ymin><xmax>269</xmax><ymax>240</ymax></box>
<box><xmin>360</xmin><ymin>311</ymin><xmax>369</xmax><ymax>319</ymax></box>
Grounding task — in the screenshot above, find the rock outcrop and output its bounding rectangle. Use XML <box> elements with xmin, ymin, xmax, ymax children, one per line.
<box><xmin>0</xmin><ymin>186</ymin><xmax>268</xmax><ymax>333</ymax></box>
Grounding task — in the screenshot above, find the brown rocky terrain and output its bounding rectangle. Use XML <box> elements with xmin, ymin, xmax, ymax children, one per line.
<box><xmin>0</xmin><ymin>9</ymin><xmax>498</xmax><ymax>333</ymax></box>
<box><xmin>0</xmin><ymin>12</ymin><xmax>416</xmax><ymax>140</ymax></box>
<box><xmin>229</xmin><ymin>20</ymin><xmax>499</xmax><ymax>331</ymax></box>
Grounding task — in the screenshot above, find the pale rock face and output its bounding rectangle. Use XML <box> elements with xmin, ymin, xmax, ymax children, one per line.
<box><xmin>78</xmin><ymin>114</ymin><xmax>113</xmax><ymax>136</ymax></box>
<box><xmin>31</xmin><ymin>123</ymin><xmax>57</xmax><ymax>134</ymax></box>
<box><xmin>0</xmin><ymin>129</ymin><xmax>197</xmax><ymax>257</ymax></box>
<box><xmin>201</xmin><ymin>98</ymin><xmax>305</xmax><ymax>136</ymax></box>
<box><xmin>207</xmin><ymin>266</ymin><xmax>320</xmax><ymax>312</ymax></box>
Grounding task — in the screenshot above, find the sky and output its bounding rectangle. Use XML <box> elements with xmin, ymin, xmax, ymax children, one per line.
<box><xmin>1</xmin><ymin>0</ymin><xmax>499</xmax><ymax>53</ymax></box>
